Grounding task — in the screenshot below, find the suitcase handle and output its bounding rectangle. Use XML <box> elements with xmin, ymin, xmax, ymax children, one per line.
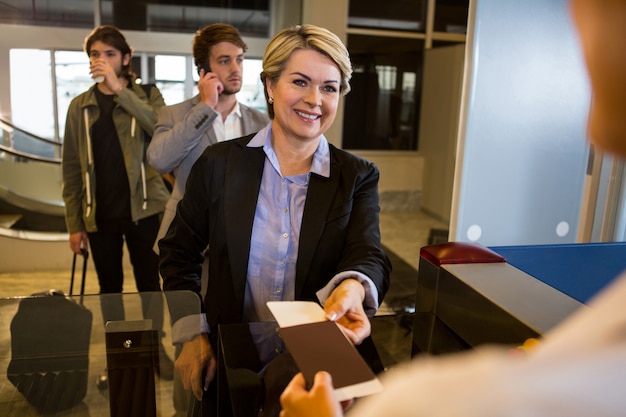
<box><xmin>70</xmin><ymin>248</ymin><xmax>89</xmax><ymax>301</ymax></box>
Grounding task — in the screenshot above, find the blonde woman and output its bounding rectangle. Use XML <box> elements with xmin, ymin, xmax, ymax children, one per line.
<box><xmin>159</xmin><ymin>24</ymin><xmax>391</xmax><ymax>416</ymax></box>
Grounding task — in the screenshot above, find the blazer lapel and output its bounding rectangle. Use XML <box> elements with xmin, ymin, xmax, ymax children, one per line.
<box><xmin>224</xmin><ymin>140</ymin><xmax>265</xmax><ymax>304</ymax></box>
<box><xmin>295</xmin><ymin>159</ymin><xmax>340</xmax><ymax>298</ymax></box>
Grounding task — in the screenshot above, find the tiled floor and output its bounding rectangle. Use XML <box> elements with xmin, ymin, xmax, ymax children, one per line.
<box><xmin>0</xmin><ymin>210</ymin><xmax>449</xmax><ymax>416</ymax></box>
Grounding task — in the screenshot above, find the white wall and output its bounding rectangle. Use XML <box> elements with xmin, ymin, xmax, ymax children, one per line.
<box><xmin>353</xmin><ymin>151</ymin><xmax>423</xmax><ymax>193</ymax></box>
<box><xmin>419</xmin><ymin>44</ymin><xmax>465</xmax><ymax>223</ymax></box>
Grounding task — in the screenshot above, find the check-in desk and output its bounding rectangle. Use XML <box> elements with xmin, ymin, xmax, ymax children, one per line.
<box><xmin>0</xmin><ymin>289</ymin><xmax>383</xmax><ymax>417</ymax></box>
<box><xmin>0</xmin><ymin>291</ymin><xmax>200</xmax><ymax>416</ymax></box>
<box><xmin>412</xmin><ymin>242</ymin><xmax>626</xmax><ymax>356</ymax></box>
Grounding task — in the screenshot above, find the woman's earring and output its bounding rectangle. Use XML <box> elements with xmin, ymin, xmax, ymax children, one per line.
<box><xmin>268</xmin><ymin>97</ymin><xmax>274</xmax><ymax>104</ymax></box>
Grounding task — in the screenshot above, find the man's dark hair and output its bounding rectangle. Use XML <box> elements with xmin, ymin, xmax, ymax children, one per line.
<box><xmin>84</xmin><ymin>25</ymin><xmax>135</xmax><ymax>81</ymax></box>
<box><xmin>193</xmin><ymin>23</ymin><xmax>248</xmax><ymax>69</ymax></box>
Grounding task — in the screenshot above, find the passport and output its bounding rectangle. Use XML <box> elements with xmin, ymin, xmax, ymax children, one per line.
<box><xmin>267</xmin><ymin>301</ymin><xmax>383</xmax><ymax>401</ymax></box>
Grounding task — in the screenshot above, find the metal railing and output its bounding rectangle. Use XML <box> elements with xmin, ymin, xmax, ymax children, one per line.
<box><xmin>0</xmin><ymin>116</ymin><xmax>61</xmax><ymax>163</ymax></box>
<box><xmin>0</xmin><ymin>116</ymin><xmax>66</xmax><ymax>238</ymax></box>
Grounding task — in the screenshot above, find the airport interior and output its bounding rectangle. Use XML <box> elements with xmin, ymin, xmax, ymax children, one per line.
<box><xmin>1</xmin><ymin>0</ymin><xmax>626</xmax><ymax>416</ymax></box>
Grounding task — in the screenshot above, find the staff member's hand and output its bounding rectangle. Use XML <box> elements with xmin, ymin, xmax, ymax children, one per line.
<box><xmin>324</xmin><ymin>278</ymin><xmax>370</xmax><ymax>345</ymax></box>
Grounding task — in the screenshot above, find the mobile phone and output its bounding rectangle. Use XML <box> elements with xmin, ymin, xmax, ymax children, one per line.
<box><xmin>197</xmin><ymin>63</ymin><xmax>211</xmax><ymax>75</ymax></box>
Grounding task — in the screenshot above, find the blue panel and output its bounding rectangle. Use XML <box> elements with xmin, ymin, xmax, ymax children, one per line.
<box><xmin>490</xmin><ymin>243</ymin><xmax>626</xmax><ymax>303</ymax></box>
<box><xmin>453</xmin><ymin>0</ymin><xmax>592</xmax><ymax>245</ymax></box>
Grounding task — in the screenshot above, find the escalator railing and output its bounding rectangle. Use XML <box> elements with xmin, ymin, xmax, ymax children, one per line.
<box><xmin>0</xmin><ymin>117</ymin><xmax>61</xmax><ymax>161</ymax></box>
<box><xmin>0</xmin><ymin>144</ymin><xmax>61</xmax><ymax>164</ymax></box>
<box><xmin>0</xmin><ymin>116</ymin><xmax>66</xmax><ymax>238</ymax></box>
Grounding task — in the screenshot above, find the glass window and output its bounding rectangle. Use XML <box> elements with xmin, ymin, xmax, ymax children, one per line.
<box><xmin>9</xmin><ymin>48</ymin><xmax>266</xmax><ymax>147</ymax></box>
<box><xmin>343</xmin><ymin>35</ymin><xmax>424</xmax><ymax>150</ymax></box>
<box><xmin>100</xmin><ymin>1</ymin><xmax>271</xmax><ymax>36</ymax></box>
<box><xmin>348</xmin><ymin>0</ymin><xmax>426</xmax><ymax>32</ymax></box>
<box><xmin>154</xmin><ymin>55</ymin><xmax>187</xmax><ymax>106</ymax></box>
<box><xmin>0</xmin><ymin>0</ymin><xmax>94</xmax><ymax>28</ymax></box>
<box><xmin>0</xmin><ymin>0</ymin><xmax>271</xmax><ymax>35</ymax></box>
<box><xmin>155</xmin><ymin>56</ymin><xmax>186</xmax><ymax>82</ymax></box>
<box><xmin>10</xmin><ymin>50</ymin><xmax>56</xmax><ymax>142</ymax></box>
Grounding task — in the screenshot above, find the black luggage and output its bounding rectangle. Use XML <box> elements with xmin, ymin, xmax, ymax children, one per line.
<box><xmin>6</xmin><ymin>249</ymin><xmax>93</xmax><ymax>413</ymax></box>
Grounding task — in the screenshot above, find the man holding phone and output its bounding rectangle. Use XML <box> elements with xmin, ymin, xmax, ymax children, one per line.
<box><xmin>147</xmin><ymin>23</ymin><xmax>269</xmax><ymax>255</ymax></box>
<box><xmin>145</xmin><ymin>23</ymin><xmax>269</xmax><ymax>417</ymax></box>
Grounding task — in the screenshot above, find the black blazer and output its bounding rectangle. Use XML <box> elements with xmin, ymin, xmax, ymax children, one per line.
<box><xmin>159</xmin><ymin>133</ymin><xmax>391</xmax><ymax>331</ymax></box>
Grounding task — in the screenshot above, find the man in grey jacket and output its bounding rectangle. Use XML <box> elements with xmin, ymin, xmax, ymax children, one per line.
<box><xmin>146</xmin><ymin>23</ymin><xmax>269</xmax><ymax>416</ymax></box>
<box><xmin>147</xmin><ymin>23</ymin><xmax>269</xmax><ymax>254</ymax></box>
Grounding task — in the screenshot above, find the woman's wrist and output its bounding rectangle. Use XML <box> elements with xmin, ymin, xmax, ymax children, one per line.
<box><xmin>338</xmin><ymin>277</ymin><xmax>365</xmax><ymax>303</ymax></box>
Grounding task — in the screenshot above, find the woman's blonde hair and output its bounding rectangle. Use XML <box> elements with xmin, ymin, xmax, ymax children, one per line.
<box><xmin>260</xmin><ymin>24</ymin><xmax>352</xmax><ymax>118</ymax></box>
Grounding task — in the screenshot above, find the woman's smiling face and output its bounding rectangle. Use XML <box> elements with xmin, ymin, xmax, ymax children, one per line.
<box><xmin>266</xmin><ymin>48</ymin><xmax>341</xmax><ymax>143</ymax></box>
